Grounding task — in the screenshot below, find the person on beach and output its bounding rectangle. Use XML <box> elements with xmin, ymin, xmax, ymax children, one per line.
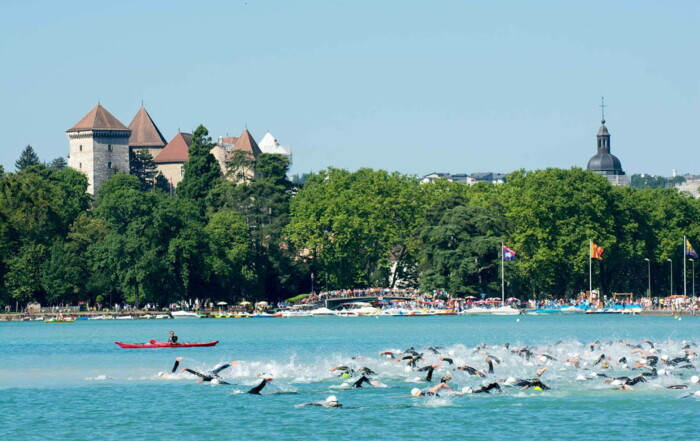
<box><xmin>168</xmin><ymin>331</ymin><xmax>178</xmax><ymax>344</ymax></box>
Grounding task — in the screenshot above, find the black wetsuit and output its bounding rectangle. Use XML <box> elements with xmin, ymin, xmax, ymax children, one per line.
<box><xmin>417</xmin><ymin>365</ymin><xmax>435</xmax><ymax>382</ymax></box>
<box><xmin>646</xmin><ymin>356</ymin><xmax>659</xmax><ymax>367</ymax></box>
<box><xmin>541</xmin><ymin>354</ymin><xmax>557</xmax><ymax>361</ymax></box>
<box><xmin>171</xmin><ymin>359</ymin><xmax>180</xmax><ymax>373</ymax></box>
<box><xmin>408</xmin><ymin>355</ymin><xmax>424</xmax><ymax>368</ymax></box>
<box><xmin>593</xmin><ymin>354</ymin><xmax>605</xmax><ymax>366</ymax></box>
<box><xmin>668</xmin><ymin>355</ymin><xmax>689</xmax><ymax>366</ymax></box>
<box><xmin>182</xmin><ymin>368</ymin><xmax>231</xmax><ymax>385</ymax></box>
<box><xmin>359</xmin><ymin>367</ymin><xmax>376</xmax><ymax>376</ymax></box>
<box><xmin>353</xmin><ymin>376</ymin><xmax>372</xmax><ymax>388</ymax></box>
<box><xmin>168</xmin><ymin>335</ymin><xmax>178</xmax><ymax>344</ymax></box>
<box><xmin>486</xmin><ymin>359</ymin><xmax>494</xmax><ymax>374</ymax></box>
<box><xmin>299</xmin><ymin>402</ymin><xmax>343</xmax><ymax>408</ymax></box>
<box><xmin>473</xmin><ymin>383</ymin><xmax>501</xmax><ymax>394</ymax></box>
<box><xmin>440</xmin><ymin>357</ymin><xmax>454</xmax><ymax>365</ymax></box>
<box><xmin>248</xmin><ymin>379</ymin><xmax>271</xmax><ymax>394</ymax></box>
<box><xmin>457</xmin><ymin>365</ymin><xmax>485</xmax><ymax>377</ymax></box>
<box><xmin>514</xmin><ymin>378</ymin><xmax>550</xmax><ymax>390</ymax></box>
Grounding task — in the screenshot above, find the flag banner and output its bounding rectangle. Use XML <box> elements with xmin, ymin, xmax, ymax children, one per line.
<box><xmin>686</xmin><ymin>239</ymin><xmax>698</xmax><ymax>258</ymax></box>
<box><xmin>503</xmin><ymin>245</ymin><xmax>516</xmax><ymax>261</ymax></box>
<box><xmin>591</xmin><ymin>241</ymin><xmax>604</xmax><ymax>259</ymax></box>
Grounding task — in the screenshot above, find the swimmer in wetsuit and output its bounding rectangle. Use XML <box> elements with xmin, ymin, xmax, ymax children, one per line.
<box><xmin>248</xmin><ymin>377</ymin><xmax>273</xmax><ymax>394</ymax></box>
<box><xmin>352</xmin><ymin>375</ymin><xmax>381</xmax><ymax>388</ymax></box>
<box><xmin>296</xmin><ymin>395</ymin><xmax>343</xmax><ymax>408</ymax></box>
<box><xmin>416</xmin><ymin>363</ymin><xmax>441</xmax><ymax>382</ymax></box>
<box><xmin>439</xmin><ymin>357</ymin><xmax>454</xmax><ymax>365</ymax></box>
<box><xmin>464</xmin><ymin>382</ymin><xmax>502</xmax><ymax>394</ymax></box>
<box><xmin>456</xmin><ymin>365</ymin><xmax>485</xmax><ymax>377</ymax></box>
<box><xmin>180</xmin><ymin>361</ymin><xmax>239</xmax><ymax>384</ymax></box>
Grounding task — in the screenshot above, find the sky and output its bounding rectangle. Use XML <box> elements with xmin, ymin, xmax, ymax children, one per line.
<box><xmin>1</xmin><ymin>0</ymin><xmax>698</xmax><ymax>177</ymax></box>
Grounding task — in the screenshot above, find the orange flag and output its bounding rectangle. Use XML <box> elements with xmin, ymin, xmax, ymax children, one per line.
<box><xmin>591</xmin><ymin>241</ymin><xmax>604</xmax><ymax>259</ymax></box>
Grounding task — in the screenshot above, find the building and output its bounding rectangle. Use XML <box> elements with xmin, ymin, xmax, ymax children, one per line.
<box><xmin>127</xmin><ymin>106</ymin><xmax>167</xmax><ymax>157</ymax></box>
<box><xmin>420</xmin><ymin>172</ymin><xmax>505</xmax><ymax>185</ymax></box>
<box><xmin>258</xmin><ymin>132</ymin><xmax>293</xmax><ymax>165</ymax></box>
<box><xmin>153</xmin><ymin>132</ymin><xmax>192</xmax><ymax>188</ymax></box>
<box><xmin>66</xmin><ymin>104</ymin><xmax>131</xmax><ymax>194</ymax></box>
<box><xmin>586</xmin><ymin>116</ymin><xmax>629</xmax><ymax>186</ymax></box>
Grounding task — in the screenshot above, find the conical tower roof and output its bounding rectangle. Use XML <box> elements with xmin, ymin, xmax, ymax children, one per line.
<box><xmin>128</xmin><ymin>106</ymin><xmax>167</xmax><ymax>147</ymax></box>
<box><xmin>228</xmin><ymin>129</ymin><xmax>262</xmax><ymax>160</ymax></box>
<box><xmin>154</xmin><ymin>132</ymin><xmax>192</xmax><ymax>164</ymax></box>
<box><xmin>67</xmin><ymin>104</ymin><xmax>129</xmax><ymax>132</ymax></box>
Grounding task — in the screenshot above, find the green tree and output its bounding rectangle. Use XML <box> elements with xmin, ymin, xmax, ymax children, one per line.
<box><xmin>15</xmin><ymin>144</ymin><xmax>40</xmax><ymax>171</ymax></box>
<box><xmin>225</xmin><ymin>149</ymin><xmax>256</xmax><ymax>184</ymax></box>
<box><xmin>419</xmin><ymin>194</ymin><xmax>510</xmax><ymax>295</ymax></box>
<box><xmin>48</xmin><ymin>157</ymin><xmax>67</xmax><ymax>170</ymax></box>
<box><xmin>178</xmin><ymin>125</ymin><xmax>221</xmax><ymax>203</ymax></box>
<box><xmin>129</xmin><ymin>150</ymin><xmax>158</xmax><ymax>191</ymax></box>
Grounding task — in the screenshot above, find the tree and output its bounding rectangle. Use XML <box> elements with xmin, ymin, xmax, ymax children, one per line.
<box><xmin>129</xmin><ymin>150</ymin><xmax>158</xmax><ymax>191</ymax></box>
<box><xmin>225</xmin><ymin>149</ymin><xmax>256</xmax><ymax>184</ymax></box>
<box><xmin>48</xmin><ymin>157</ymin><xmax>67</xmax><ymax>170</ymax></box>
<box><xmin>177</xmin><ymin>125</ymin><xmax>221</xmax><ymax>203</ymax></box>
<box><xmin>15</xmin><ymin>145</ymin><xmax>40</xmax><ymax>171</ymax></box>
<box><xmin>419</xmin><ymin>194</ymin><xmax>510</xmax><ymax>295</ymax></box>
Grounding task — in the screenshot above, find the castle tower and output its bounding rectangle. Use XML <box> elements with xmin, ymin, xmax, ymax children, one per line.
<box><xmin>586</xmin><ymin>99</ymin><xmax>628</xmax><ymax>186</ymax></box>
<box><xmin>128</xmin><ymin>106</ymin><xmax>167</xmax><ymax>158</ymax></box>
<box><xmin>67</xmin><ymin>104</ymin><xmax>131</xmax><ymax>194</ymax></box>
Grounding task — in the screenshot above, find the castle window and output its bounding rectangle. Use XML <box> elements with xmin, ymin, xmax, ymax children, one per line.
<box><xmin>79</xmin><ymin>163</ymin><xmax>82</xmax><ymax>169</ymax></box>
<box><xmin>107</xmin><ymin>162</ymin><xmax>112</xmax><ymax>169</ymax></box>
<box><xmin>79</xmin><ymin>145</ymin><xmax>83</xmax><ymax>152</ymax></box>
<box><xmin>181</xmin><ymin>166</ymin><xmax>185</xmax><ymax>177</ymax></box>
<box><xmin>108</xmin><ymin>144</ymin><xmax>113</xmax><ymax>152</ymax></box>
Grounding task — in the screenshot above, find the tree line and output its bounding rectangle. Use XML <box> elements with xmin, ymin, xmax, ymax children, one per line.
<box><xmin>2</xmin><ymin>130</ymin><xmax>699</xmax><ymax>308</ymax></box>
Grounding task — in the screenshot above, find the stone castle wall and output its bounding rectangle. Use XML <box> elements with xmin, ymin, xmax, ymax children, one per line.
<box><xmin>68</xmin><ymin>130</ymin><xmax>130</xmax><ymax>194</ymax></box>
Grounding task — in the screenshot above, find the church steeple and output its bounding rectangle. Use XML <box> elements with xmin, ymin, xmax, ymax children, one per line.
<box><xmin>596</xmin><ymin>97</ymin><xmax>610</xmax><ymax>154</ymax></box>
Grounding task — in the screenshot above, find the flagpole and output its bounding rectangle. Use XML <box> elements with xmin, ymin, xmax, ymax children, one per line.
<box><xmin>501</xmin><ymin>242</ymin><xmax>505</xmax><ymax>305</ymax></box>
<box><xmin>684</xmin><ymin>236</ymin><xmax>687</xmax><ymax>296</ymax></box>
<box><xmin>589</xmin><ymin>239</ymin><xmax>592</xmax><ymax>298</ymax></box>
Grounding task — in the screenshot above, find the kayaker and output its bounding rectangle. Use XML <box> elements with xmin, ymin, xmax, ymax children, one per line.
<box><xmin>168</xmin><ymin>331</ymin><xmax>178</xmax><ymax>344</ymax></box>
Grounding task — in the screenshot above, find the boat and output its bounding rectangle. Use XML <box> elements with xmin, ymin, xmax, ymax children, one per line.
<box><xmin>490</xmin><ymin>306</ymin><xmax>522</xmax><ymax>315</ymax></box>
<box><xmin>44</xmin><ymin>317</ymin><xmax>75</xmax><ymax>323</ymax></box>
<box><xmin>309</xmin><ymin>307</ymin><xmax>337</xmax><ymax>316</ymax></box>
<box><xmin>155</xmin><ymin>314</ymin><xmax>171</xmax><ymax>319</ymax></box>
<box><xmin>171</xmin><ymin>311</ymin><xmax>200</xmax><ymax>319</ymax></box>
<box><xmin>115</xmin><ymin>315</ymin><xmax>133</xmax><ymax>320</ymax></box>
<box><xmin>560</xmin><ymin>306</ymin><xmax>585</xmax><ymax>314</ymax></box>
<box><xmin>115</xmin><ymin>340</ymin><xmax>219</xmax><ymax>349</ymax></box>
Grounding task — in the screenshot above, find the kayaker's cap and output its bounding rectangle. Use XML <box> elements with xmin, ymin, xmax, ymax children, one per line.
<box><xmin>411</xmin><ymin>388</ymin><xmax>422</xmax><ymax>397</ymax></box>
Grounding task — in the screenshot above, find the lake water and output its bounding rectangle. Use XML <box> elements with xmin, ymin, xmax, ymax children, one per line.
<box><xmin>2</xmin><ymin>315</ymin><xmax>699</xmax><ymax>440</ymax></box>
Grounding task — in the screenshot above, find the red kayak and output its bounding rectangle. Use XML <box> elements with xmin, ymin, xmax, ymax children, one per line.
<box><xmin>115</xmin><ymin>340</ymin><xmax>219</xmax><ymax>349</ymax></box>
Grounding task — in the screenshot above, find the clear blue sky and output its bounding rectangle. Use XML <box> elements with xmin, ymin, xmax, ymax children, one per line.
<box><xmin>1</xmin><ymin>0</ymin><xmax>697</xmax><ymax>177</ymax></box>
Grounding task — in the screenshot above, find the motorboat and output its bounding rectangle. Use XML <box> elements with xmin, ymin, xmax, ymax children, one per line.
<box><xmin>171</xmin><ymin>311</ymin><xmax>200</xmax><ymax>319</ymax></box>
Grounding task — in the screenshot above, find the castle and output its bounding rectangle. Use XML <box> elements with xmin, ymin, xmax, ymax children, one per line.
<box><xmin>67</xmin><ymin>104</ymin><xmax>292</xmax><ymax>193</ymax></box>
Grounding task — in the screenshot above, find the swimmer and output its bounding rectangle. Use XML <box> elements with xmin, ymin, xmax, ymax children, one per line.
<box><xmin>359</xmin><ymin>367</ymin><xmax>377</xmax><ymax>376</ymax></box>
<box><xmin>330</xmin><ymin>366</ymin><xmax>356</xmax><ymax>377</ymax></box>
<box><xmin>380</xmin><ymin>351</ymin><xmax>396</xmax><ymax>359</ymax></box>
<box><xmin>416</xmin><ymin>363</ymin><xmax>441</xmax><ymax>382</ymax></box>
<box><xmin>171</xmin><ymin>357</ymin><xmax>183</xmax><ymax>373</ymax></box>
<box><xmin>180</xmin><ymin>368</ymin><xmax>231</xmax><ymax>385</ymax></box>
<box><xmin>426</xmin><ymin>347</ymin><xmax>441</xmax><ymax>355</ymax></box>
<box><xmin>296</xmin><ymin>395</ymin><xmax>343</xmax><ymax>408</ymax></box>
<box><xmin>485</xmin><ymin>357</ymin><xmax>494</xmax><ymax>374</ymax></box>
<box><xmin>464</xmin><ymin>382</ymin><xmax>502</xmax><ymax>394</ymax></box>
<box><xmin>540</xmin><ymin>354</ymin><xmax>557</xmax><ymax>362</ymax></box>
<box><xmin>247</xmin><ymin>377</ymin><xmax>273</xmax><ymax>394</ymax></box>
<box><xmin>593</xmin><ymin>354</ymin><xmax>606</xmax><ymax>366</ymax></box>
<box><xmin>425</xmin><ymin>376</ymin><xmax>454</xmax><ymax>395</ymax></box>
<box><xmin>352</xmin><ymin>375</ymin><xmax>381</xmax><ymax>388</ymax></box>
<box><xmin>439</xmin><ymin>356</ymin><xmax>454</xmax><ymax>365</ymax></box>
<box><xmin>643</xmin><ymin>339</ymin><xmax>654</xmax><ymax>349</ymax></box>
<box><xmin>456</xmin><ymin>365</ymin><xmax>485</xmax><ymax>377</ymax></box>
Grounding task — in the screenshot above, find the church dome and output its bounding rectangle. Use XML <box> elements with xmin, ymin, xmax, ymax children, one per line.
<box><xmin>587</xmin><ymin>153</ymin><xmax>624</xmax><ymax>175</ymax></box>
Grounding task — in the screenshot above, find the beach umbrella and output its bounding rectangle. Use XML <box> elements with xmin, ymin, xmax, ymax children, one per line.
<box><xmin>239</xmin><ymin>301</ymin><xmax>251</xmax><ymax>306</ymax></box>
<box><xmin>216</xmin><ymin>301</ymin><xmax>228</xmax><ymax>306</ymax></box>
<box><xmin>465</xmin><ymin>296</ymin><xmax>477</xmax><ymax>300</ymax></box>
<box><xmin>506</xmin><ymin>297</ymin><xmax>519</xmax><ymax>302</ymax></box>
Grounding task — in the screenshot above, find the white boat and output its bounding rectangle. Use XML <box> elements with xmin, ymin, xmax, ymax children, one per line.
<box><xmin>336</xmin><ymin>302</ymin><xmax>380</xmax><ymax>317</ymax></box>
<box><xmin>89</xmin><ymin>315</ymin><xmax>107</xmax><ymax>320</ymax></box>
<box><xmin>115</xmin><ymin>315</ymin><xmax>133</xmax><ymax>320</ymax></box>
<box><xmin>155</xmin><ymin>314</ymin><xmax>171</xmax><ymax>319</ymax></box>
<box><xmin>281</xmin><ymin>310</ymin><xmax>311</xmax><ymax>318</ymax></box>
<box><xmin>171</xmin><ymin>311</ymin><xmax>200</xmax><ymax>319</ymax></box>
<box><xmin>490</xmin><ymin>306</ymin><xmax>522</xmax><ymax>315</ymax></box>
<box><xmin>309</xmin><ymin>307</ymin><xmax>337</xmax><ymax>316</ymax></box>
<box><xmin>460</xmin><ymin>307</ymin><xmax>492</xmax><ymax>315</ymax></box>
<box><xmin>560</xmin><ymin>306</ymin><xmax>585</xmax><ymax>314</ymax></box>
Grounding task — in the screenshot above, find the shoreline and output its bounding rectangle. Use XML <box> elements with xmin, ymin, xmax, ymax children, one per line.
<box><xmin>0</xmin><ymin>309</ymin><xmax>695</xmax><ymax>321</ymax></box>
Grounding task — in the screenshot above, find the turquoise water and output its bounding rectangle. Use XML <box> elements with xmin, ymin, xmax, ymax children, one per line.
<box><xmin>2</xmin><ymin>315</ymin><xmax>699</xmax><ymax>440</ymax></box>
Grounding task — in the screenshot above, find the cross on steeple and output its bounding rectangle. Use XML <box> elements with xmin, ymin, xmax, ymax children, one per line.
<box><xmin>599</xmin><ymin>97</ymin><xmax>607</xmax><ymax>123</ymax></box>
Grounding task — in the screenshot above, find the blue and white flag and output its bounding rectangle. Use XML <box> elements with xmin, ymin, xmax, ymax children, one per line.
<box><xmin>502</xmin><ymin>245</ymin><xmax>517</xmax><ymax>261</ymax></box>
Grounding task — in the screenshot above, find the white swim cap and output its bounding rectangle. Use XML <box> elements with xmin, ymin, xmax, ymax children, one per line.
<box><xmin>694</xmin><ymin>390</ymin><xmax>700</xmax><ymax>397</ymax></box>
<box><xmin>576</xmin><ymin>375</ymin><xmax>587</xmax><ymax>381</ymax></box>
<box><xmin>538</xmin><ymin>355</ymin><xmax>547</xmax><ymax>362</ymax></box>
<box><xmin>157</xmin><ymin>372</ymin><xmax>165</xmax><ymax>377</ymax></box>
<box><xmin>325</xmin><ymin>395</ymin><xmax>338</xmax><ymax>403</ymax></box>
<box><xmin>463</xmin><ymin>386</ymin><xmax>474</xmax><ymax>394</ymax></box>
<box><xmin>691</xmin><ymin>376</ymin><xmax>700</xmax><ymax>384</ymax></box>
<box><xmin>621</xmin><ymin>364</ymin><xmax>629</xmax><ymax>369</ymax></box>
<box><xmin>661</xmin><ymin>354</ymin><xmax>669</xmax><ymax>361</ymax></box>
<box><xmin>411</xmin><ymin>388</ymin><xmax>422</xmax><ymax>397</ymax></box>
<box><xmin>504</xmin><ymin>377</ymin><xmax>517</xmax><ymax>386</ymax></box>
<box><xmin>611</xmin><ymin>380</ymin><xmax>622</xmax><ymax>386</ymax></box>
<box><xmin>658</xmin><ymin>369</ymin><xmax>667</xmax><ymax>376</ymax></box>
<box><xmin>649</xmin><ymin>348</ymin><xmax>656</xmax><ymax>354</ymax></box>
<box><xmin>590</xmin><ymin>372</ymin><xmax>598</xmax><ymax>377</ymax></box>
<box><xmin>211</xmin><ymin>379</ymin><xmax>220</xmax><ymax>385</ymax></box>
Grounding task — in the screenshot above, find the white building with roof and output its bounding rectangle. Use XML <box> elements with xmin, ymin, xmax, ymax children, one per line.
<box><xmin>258</xmin><ymin>133</ymin><xmax>292</xmax><ymax>165</ymax></box>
